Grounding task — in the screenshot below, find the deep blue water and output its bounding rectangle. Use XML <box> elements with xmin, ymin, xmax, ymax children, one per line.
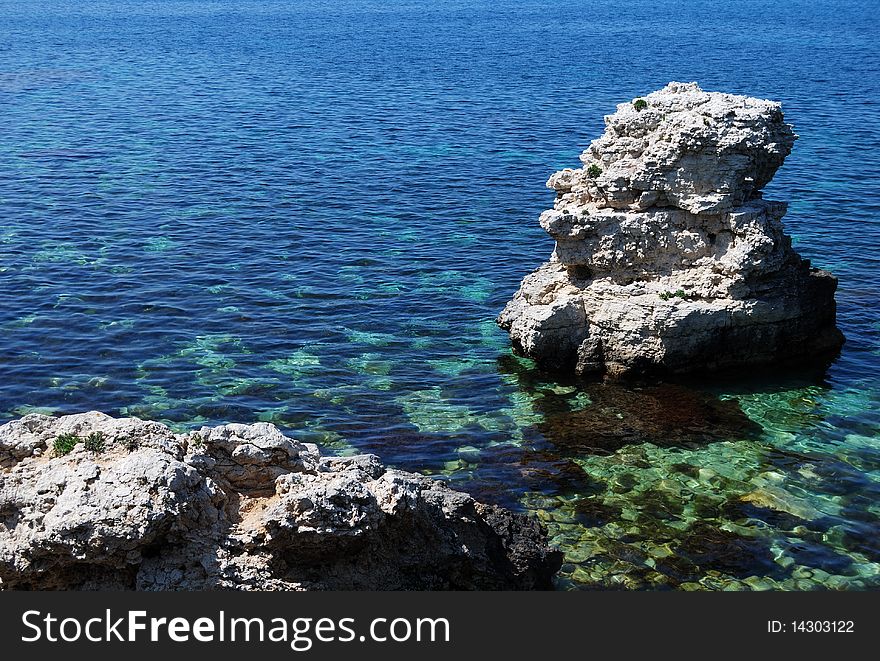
<box><xmin>2</xmin><ymin>0</ymin><xmax>879</xmax><ymax>590</ymax></box>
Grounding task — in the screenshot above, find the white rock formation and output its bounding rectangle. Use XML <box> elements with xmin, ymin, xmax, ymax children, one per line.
<box><xmin>0</xmin><ymin>412</ymin><xmax>561</xmax><ymax>590</ymax></box>
<box><xmin>499</xmin><ymin>82</ymin><xmax>844</xmax><ymax>377</ymax></box>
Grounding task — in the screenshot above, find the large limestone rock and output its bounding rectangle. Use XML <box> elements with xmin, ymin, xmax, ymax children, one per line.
<box><xmin>499</xmin><ymin>82</ymin><xmax>844</xmax><ymax>377</ymax></box>
<box><xmin>0</xmin><ymin>412</ymin><xmax>561</xmax><ymax>590</ymax></box>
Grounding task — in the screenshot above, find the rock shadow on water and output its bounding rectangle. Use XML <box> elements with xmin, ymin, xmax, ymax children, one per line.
<box><xmin>465</xmin><ymin>441</ymin><xmax>610</xmax><ymax>511</ymax></box>
<box><xmin>663</xmin><ymin>522</ymin><xmax>787</xmax><ymax>583</ymax></box>
<box><xmin>328</xmin><ymin>417</ymin><xmax>465</xmax><ymax>475</ymax></box>
<box><xmin>783</xmin><ymin>539</ymin><xmax>856</xmax><ymax>576</ymax></box>
<box><xmin>721</xmin><ymin>500</ymin><xmax>815</xmax><ymax>533</ymax></box>
<box><xmin>837</xmin><ymin>501</ymin><xmax>880</xmax><ymax>563</ymax></box>
<box><xmin>569</xmin><ymin>497</ymin><xmax>621</xmax><ymax>528</ymax></box>
<box><xmin>537</xmin><ymin>382</ymin><xmax>762</xmax><ymax>455</ymax></box>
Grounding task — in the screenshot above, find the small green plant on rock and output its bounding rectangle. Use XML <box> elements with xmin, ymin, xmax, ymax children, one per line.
<box><xmin>659</xmin><ymin>289</ymin><xmax>692</xmax><ymax>301</ymax></box>
<box><xmin>122</xmin><ymin>436</ymin><xmax>139</xmax><ymax>452</ymax></box>
<box><xmin>587</xmin><ymin>164</ymin><xmax>602</xmax><ymax>178</ymax></box>
<box><xmin>190</xmin><ymin>432</ymin><xmax>204</xmax><ymax>450</ymax></box>
<box><xmin>633</xmin><ymin>98</ymin><xmax>648</xmax><ymax>111</ymax></box>
<box><xmin>53</xmin><ymin>433</ymin><xmax>80</xmax><ymax>456</ymax></box>
<box><xmin>84</xmin><ymin>431</ymin><xmax>106</xmax><ymax>453</ymax></box>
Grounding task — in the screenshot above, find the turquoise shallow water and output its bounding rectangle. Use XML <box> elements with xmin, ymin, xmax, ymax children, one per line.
<box><xmin>1</xmin><ymin>0</ymin><xmax>879</xmax><ymax>589</ymax></box>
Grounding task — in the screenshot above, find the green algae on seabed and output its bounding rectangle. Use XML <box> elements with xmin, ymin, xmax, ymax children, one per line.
<box><xmin>719</xmin><ymin>385</ymin><xmax>827</xmax><ymax>436</ymax></box>
<box><xmin>410</xmin><ymin>336</ymin><xmax>436</xmax><ymax>350</ymax></box>
<box><xmin>211</xmin><ymin>377</ymin><xmax>277</xmax><ymax>397</ymax></box>
<box><xmin>30</xmin><ymin>242</ymin><xmax>93</xmax><ymax>266</ymax></box>
<box><xmin>293</xmin><ymin>423</ymin><xmax>349</xmax><ymax>453</ymax></box>
<box><xmin>12</xmin><ymin>405</ymin><xmax>58</xmax><ymax>417</ymax></box>
<box><xmin>397</xmin><ymin>387</ymin><xmax>511</xmax><ymax>435</ymax></box>
<box><xmin>427</xmin><ymin>357</ymin><xmax>491</xmax><ymax>377</ymax></box>
<box><xmin>417</xmin><ymin>269</ymin><xmax>495</xmax><ymax>304</ymax></box>
<box><xmin>178</xmin><ymin>334</ymin><xmax>249</xmax><ymax>370</ymax></box>
<box><xmin>347</xmin><ymin>353</ymin><xmax>393</xmax><ymax>376</ymax></box>
<box><xmin>505</xmin><ymin>378</ymin><xmax>880</xmax><ymax>591</ymax></box>
<box><xmin>406</xmin><ymin>371</ymin><xmax>880</xmax><ymax>591</ymax></box>
<box><xmin>255</xmin><ymin>405</ymin><xmax>291</xmax><ymax>424</ymax></box>
<box><xmin>311</xmin><ymin>384</ymin><xmax>365</xmax><ymax>406</ymax></box>
<box><xmin>265</xmin><ymin>349</ymin><xmax>322</xmax><ymax>378</ymax></box>
<box><xmin>397</xmin><ymin>387</ymin><xmax>480</xmax><ymax>434</ymax></box>
<box><xmin>144</xmin><ymin>236</ymin><xmax>176</xmax><ymax>252</ymax></box>
<box><xmin>363</xmin><ymin>375</ymin><xmax>394</xmax><ymax>391</ymax></box>
<box><xmin>396</xmin><ymin>385</ymin><xmax>542</xmax><ymax>443</ymax></box>
<box><xmin>497</xmin><ymin>390</ymin><xmax>545</xmax><ymax>430</ymax></box>
<box><xmin>345</xmin><ymin>328</ymin><xmax>398</xmax><ymax>347</ymax></box>
<box><xmin>522</xmin><ymin>439</ymin><xmax>879</xmax><ymax>591</ymax></box>
<box><xmin>479</xmin><ymin>318</ymin><xmax>509</xmax><ymax>350</ymax></box>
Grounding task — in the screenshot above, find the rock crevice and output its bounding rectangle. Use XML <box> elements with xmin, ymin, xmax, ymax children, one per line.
<box><xmin>499</xmin><ymin>82</ymin><xmax>844</xmax><ymax>377</ymax></box>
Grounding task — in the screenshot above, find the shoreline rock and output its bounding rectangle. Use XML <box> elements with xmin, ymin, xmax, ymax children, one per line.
<box><xmin>0</xmin><ymin>412</ymin><xmax>561</xmax><ymax>590</ymax></box>
<box><xmin>499</xmin><ymin>82</ymin><xmax>844</xmax><ymax>378</ymax></box>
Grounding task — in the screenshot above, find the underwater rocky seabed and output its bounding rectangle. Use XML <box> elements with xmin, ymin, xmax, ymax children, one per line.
<box><xmin>2</xmin><ymin>0</ymin><xmax>880</xmax><ymax>590</ymax></box>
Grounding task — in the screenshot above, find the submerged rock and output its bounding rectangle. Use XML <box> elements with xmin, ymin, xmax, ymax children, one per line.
<box><xmin>498</xmin><ymin>82</ymin><xmax>844</xmax><ymax>377</ymax></box>
<box><xmin>0</xmin><ymin>412</ymin><xmax>561</xmax><ymax>590</ymax></box>
<box><xmin>740</xmin><ymin>486</ymin><xmax>821</xmax><ymax>521</ymax></box>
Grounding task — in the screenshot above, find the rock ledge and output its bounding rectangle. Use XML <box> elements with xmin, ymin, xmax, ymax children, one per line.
<box><xmin>0</xmin><ymin>412</ymin><xmax>561</xmax><ymax>590</ymax></box>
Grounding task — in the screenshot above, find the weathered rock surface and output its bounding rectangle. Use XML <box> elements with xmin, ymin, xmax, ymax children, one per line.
<box><xmin>499</xmin><ymin>82</ymin><xmax>844</xmax><ymax>377</ymax></box>
<box><xmin>0</xmin><ymin>412</ymin><xmax>561</xmax><ymax>590</ymax></box>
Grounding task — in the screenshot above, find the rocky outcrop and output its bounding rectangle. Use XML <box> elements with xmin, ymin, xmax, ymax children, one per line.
<box><xmin>499</xmin><ymin>82</ymin><xmax>844</xmax><ymax>377</ymax></box>
<box><xmin>0</xmin><ymin>412</ymin><xmax>561</xmax><ymax>590</ymax></box>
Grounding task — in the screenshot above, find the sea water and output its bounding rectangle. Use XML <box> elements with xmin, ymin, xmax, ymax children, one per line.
<box><xmin>1</xmin><ymin>0</ymin><xmax>879</xmax><ymax>589</ymax></box>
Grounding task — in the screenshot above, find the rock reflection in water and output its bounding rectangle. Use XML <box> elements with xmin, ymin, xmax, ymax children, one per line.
<box><xmin>539</xmin><ymin>382</ymin><xmax>762</xmax><ymax>455</ymax></box>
